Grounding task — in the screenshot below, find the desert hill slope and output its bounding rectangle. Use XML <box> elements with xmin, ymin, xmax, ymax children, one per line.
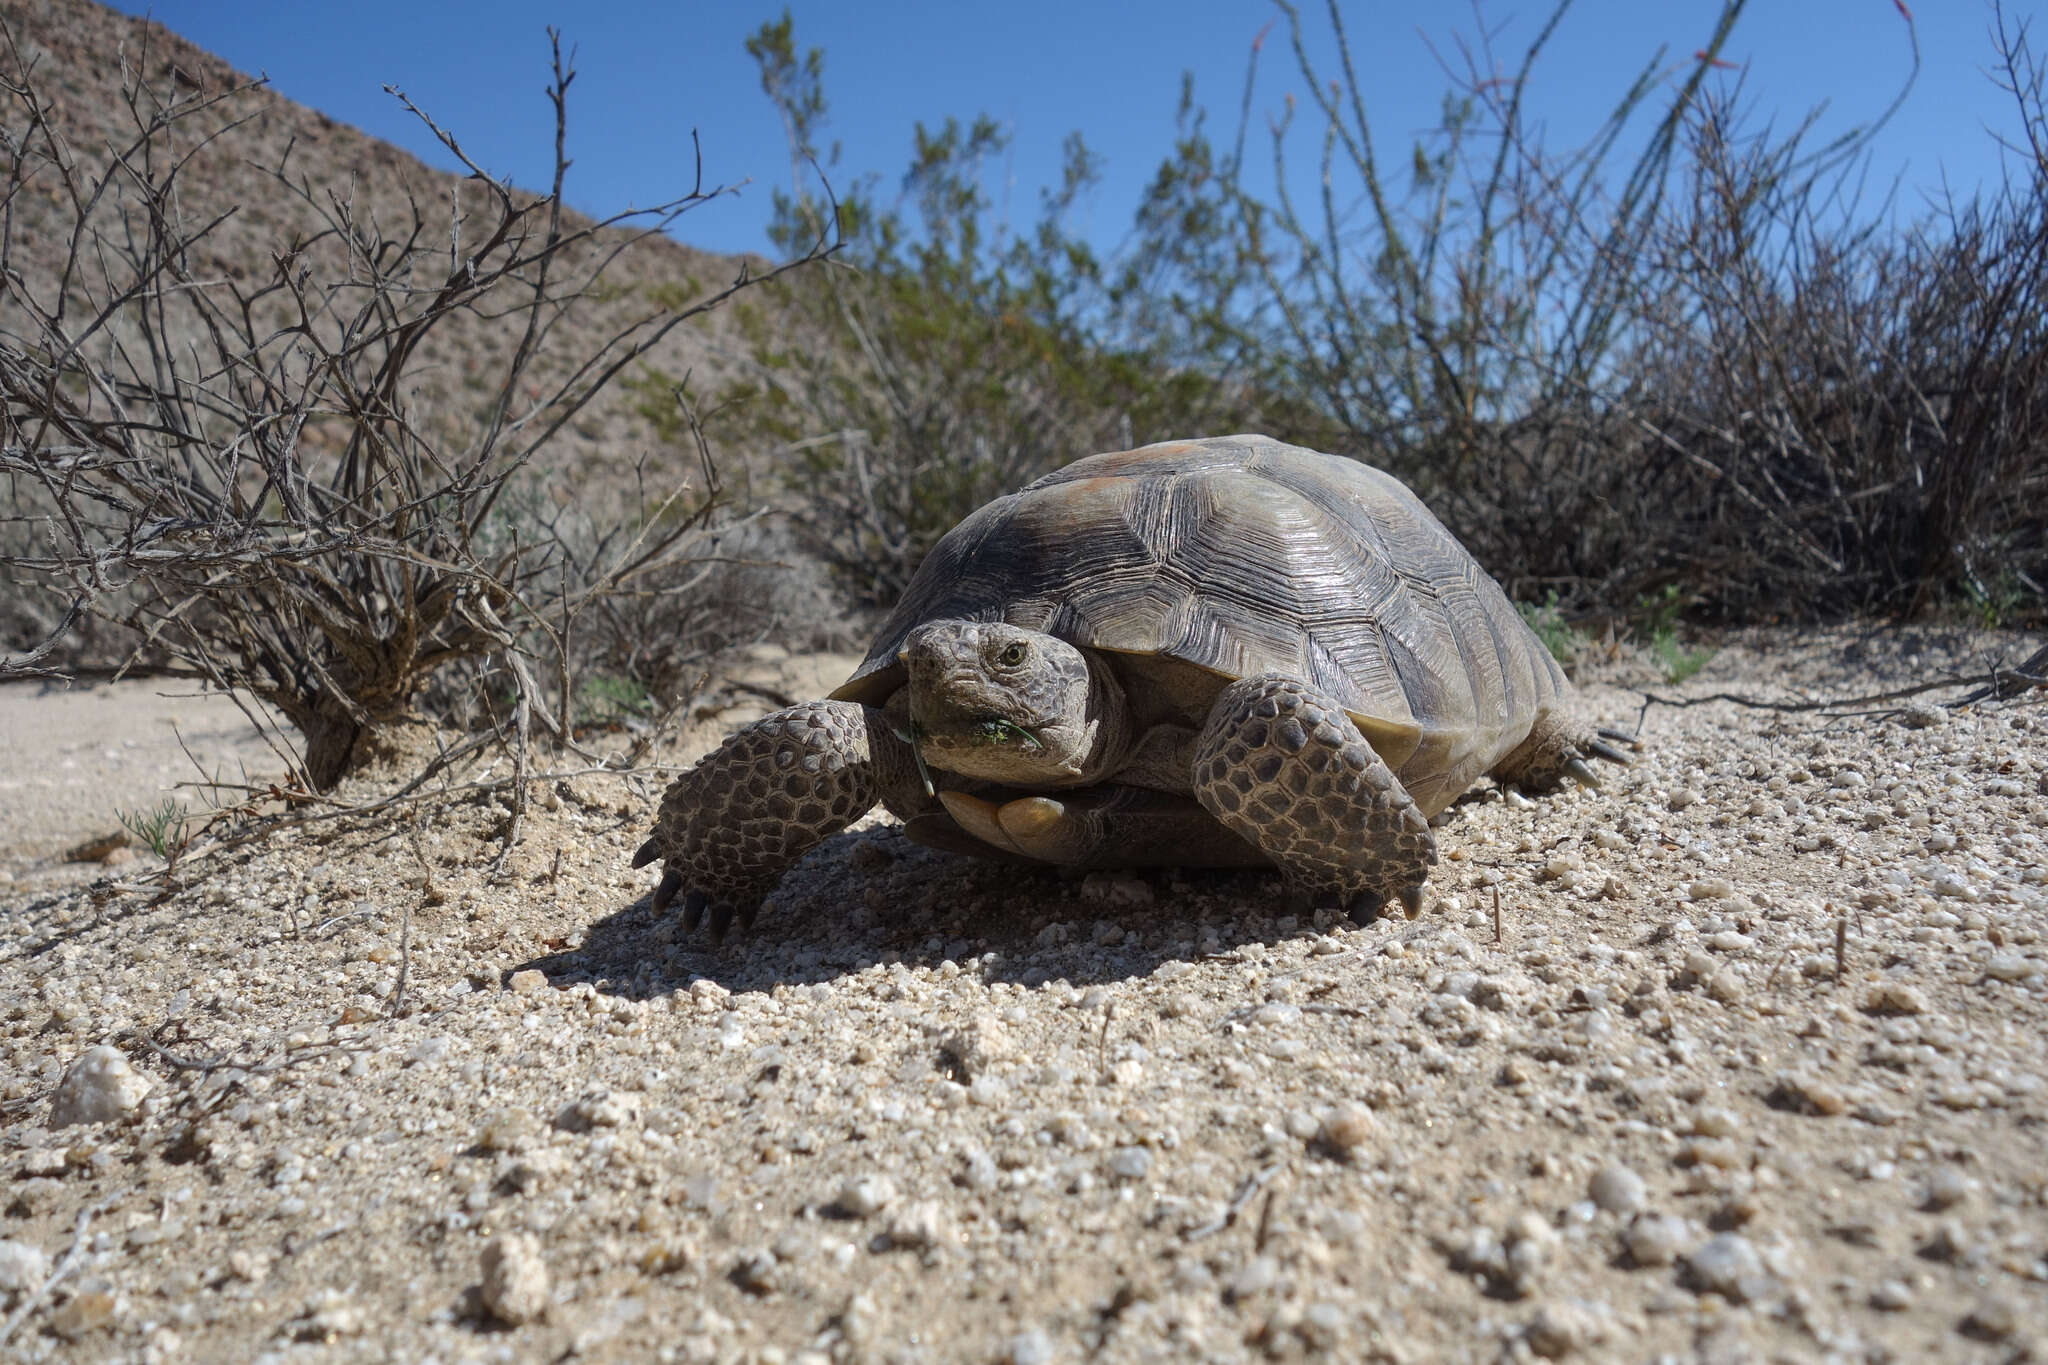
<box><xmin>4</xmin><ymin>0</ymin><xmax>761</xmax><ymax>483</ymax></box>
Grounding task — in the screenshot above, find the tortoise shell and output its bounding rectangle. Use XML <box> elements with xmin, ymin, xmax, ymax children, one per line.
<box><xmin>830</xmin><ymin>435</ymin><xmax>1566</xmax><ymax>814</ymax></box>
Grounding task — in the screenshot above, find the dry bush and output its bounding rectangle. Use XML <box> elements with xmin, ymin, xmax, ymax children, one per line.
<box><xmin>1140</xmin><ymin>0</ymin><xmax>2044</xmax><ymax>626</ymax></box>
<box><xmin>0</xmin><ymin>20</ymin><xmax>833</xmax><ymax>788</ymax></box>
<box><xmin>682</xmin><ymin>19</ymin><xmax>1326</xmax><ymax>609</ymax></box>
<box><xmin>1616</xmin><ymin>59</ymin><xmax>2048</xmax><ymax>621</ymax></box>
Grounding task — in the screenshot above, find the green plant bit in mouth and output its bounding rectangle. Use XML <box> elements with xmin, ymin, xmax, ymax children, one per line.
<box><xmin>971</xmin><ymin>718</ymin><xmax>1042</xmax><ymax>750</ymax></box>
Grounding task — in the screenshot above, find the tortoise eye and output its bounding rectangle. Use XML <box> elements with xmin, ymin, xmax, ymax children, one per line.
<box><xmin>998</xmin><ymin>642</ymin><xmax>1028</xmax><ymax>667</ymax></box>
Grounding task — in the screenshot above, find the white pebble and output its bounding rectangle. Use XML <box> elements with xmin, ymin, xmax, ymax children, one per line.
<box><xmin>49</xmin><ymin>1045</ymin><xmax>152</xmax><ymax>1127</ymax></box>
<box><xmin>1317</xmin><ymin>1104</ymin><xmax>1378</xmax><ymax>1155</ymax></box>
<box><xmin>836</xmin><ymin>1174</ymin><xmax>897</xmax><ymax>1218</ymax></box>
<box><xmin>1688</xmin><ymin>878</ymin><xmax>1733</xmax><ymax>901</ymax></box>
<box><xmin>1668</xmin><ymin>790</ymin><xmax>1700</xmax><ymax>812</ymax></box>
<box><xmin>1682</xmin><ymin>1233</ymin><xmax>1768</xmax><ymax>1302</ymax></box>
<box><xmin>1923</xmin><ymin>1167</ymin><xmax>1971</xmax><ymax>1210</ymax></box>
<box><xmin>1689</xmin><ymin>1107</ymin><xmax>1740</xmax><ymax>1139</ymax></box>
<box><xmin>1003</xmin><ymin>1328</ymin><xmax>1057</xmax><ymax>1365</ymax></box>
<box><xmin>1107</xmin><ymin>1147</ymin><xmax>1152</xmax><ymax>1181</ymax></box>
<box><xmin>1526</xmin><ymin>1300</ymin><xmax>1604</xmax><ymax>1358</ymax></box>
<box><xmin>1588</xmin><ymin>1164</ymin><xmax>1646</xmax><ymax>1215</ymax></box>
<box><xmin>1863</xmin><ymin>981</ymin><xmax>1929</xmax><ymax>1015</ymax></box>
<box><xmin>1229</xmin><ymin>1255</ymin><xmax>1279</xmax><ymax>1298</ymax></box>
<box><xmin>479</xmin><ymin>1233</ymin><xmax>550</xmax><ymax>1325</ymax></box>
<box><xmin>0</xmin><ymin>1238</ymin><xmax>51</xmax><ymax>1295</ymax></box>
<box><xmin>1622</xmin><ymin>1213</ymin><xmax>1688</xmax><ymax>1267</ymax></box>
<box><xmin>1984</xmin><ymin>953</ymin><xmax>2037</xmax><ymax>983</ymax></box>
<box><xmin>884</xmin><ymin>1200</ymin><xmax>948</xmax><ymax>1249</ymax></box>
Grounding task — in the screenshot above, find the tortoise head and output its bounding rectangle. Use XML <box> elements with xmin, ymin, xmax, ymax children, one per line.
<box><xmin>899</xmin><ymin>620</ymin><xmax>1123</xmax><ymax>786</ymax></box>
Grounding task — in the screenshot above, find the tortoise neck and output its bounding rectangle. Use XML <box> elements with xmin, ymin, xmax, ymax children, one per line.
<box><xmin>1073</xmin><ymin>651</ymin><xmax>1134</xmax><ymax>783</ymax></box>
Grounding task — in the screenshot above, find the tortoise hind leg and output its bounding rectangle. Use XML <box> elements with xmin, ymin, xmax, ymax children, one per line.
<box><xmin>1490</xmin><ymin>710</ymin><xmax>1635</xmax><ymax>792</ymax></box>
<box><xmin>1191</xmin><ymin>673</ymin><xmax>1437</xmax><ymax>923</ymax></box>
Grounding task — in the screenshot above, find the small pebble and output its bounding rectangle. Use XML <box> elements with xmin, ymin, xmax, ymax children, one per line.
<box><xmin>292</xmin><ymin>1288</ymin><xmax>364</xmax><ymax>1340</ymax></box>
<box><xmin>1681</xmin><ymin>1233</ymin><xmax>1769</xmax><ymax>1303</ymax></box>
<box><xmin>1668</xmin><ymin>790</ymin><xmax>1700</xmax><ymax>812</ymax></box>
<box><xmin>836</xmin><ymin>1174</ymin><xmax>897</xmax><ymax>1218</ymax></box>
<box><xmin>1923</xmin><ymin>1167</ymin><xmax>1971</xmax><ymax>1210</ymax></box>
<box><xmin>1704</xmin><ymin>968</ymin><xmax>1745</xmax><ymax>1004</ymax></box>
<box><xmin>1003</xmin><ymin>1328</ymin><xmax>1057</xmax><ymax>1365</ymax></box>
<box><xmin>1689</xmin><ymin>1107</ymin><xmax>1740</xmax><ymax>1139</ymax></box>
<box><xmin>1984</xmin><ymin>953</ymin><xmax>2036</xmax><ymax>983</ymax></box>
<box><xmin>48</xmin><ymin>1290</ymin><xmax>115</xmax><ymax>1341</ymax></box>
<box><xmin>507</xmin><ymin>969</ymin><xmax>546</xmax><ymax>994</ymax></box>
<box><xmin>1769</xmin><ymin>1071</ymin><xmax>1848</xmax><ymax>1116</ymax></box>
<box><xmin>1870</xmin><ymin>1279</ymin><xmax>1913</xmax><ymax>1312</ymax></box>
<box><xmin>1588</xmin><ymin>1164</ymin><xmax>1646</xmax><ymax>1215</ymax></box>
<box><xmin>480</xmin><ymin>1233</ymin><xmax>550</xmax><ymax>1325</ymax></box>
<box><xmin>1688</xmin><ymin>878</ymin><xmax>1734</xmax><ymax>901</ymax></box>
<box><xmin>885</xmin><ymin>1200</ymin><xmax>947</xmax><ymax>1249</ymax></box>
<box><xmin>1526</xmin><ymin>1300</ymin><xmax>1603</xmax><ymax>1358</ymax></box>
<box><xmin>1623</xmin><ymin>1213</ymin><xmax>1688</xmax><ymax>1267</ymax></box>
<box><xmin>1961</xmin><ymin>1296</ymin><xmax>2018</xmax><ymax>1341</ymax></box>
<box><xmin>1228</xmin><ymin>1255</ymin><xmax>1279</xmax><ymax>1299</ymax></box>
<box><xmin>0</xmin><ymin>1239</ymin><xmax>50</xmax><ymax>1295</ymax></box>
<box><xmin>1863</xmin><ymin>981</ymin><xmax>1929</xmax><ymax>1015</ymax></box>
<box><xmin>1107</xmin><ymin>1147</ymin><xmax>1152</xmax><ymax>1181</ymax></box>
<box><xmin>1317</xmin><ymin>1104</ymin><xmax>1378</xmax><ymax>1156</ymax></box>
<box><xmin>49</xmin><ymin>1045</ymin><xmax>152</xmax><ymax>1127</ymax></box>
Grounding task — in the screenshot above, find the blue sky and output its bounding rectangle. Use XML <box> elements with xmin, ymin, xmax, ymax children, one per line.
<box><xmin>105</xmin><ymin>1</ymin><xmax>2031</xmax><ymax>260</ymax></box>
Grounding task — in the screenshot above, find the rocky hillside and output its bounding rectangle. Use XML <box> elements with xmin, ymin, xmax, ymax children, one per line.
<box><xmin>3</xmin><ymin>0</ymin><xmax>763</xmax><ymax>487</ymax></box>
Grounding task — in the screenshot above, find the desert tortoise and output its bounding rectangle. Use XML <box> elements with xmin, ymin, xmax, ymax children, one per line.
<box><xmin>634</xmin><ymin>434</ymin><xmax>1625</xmax><ymax>939</ymax></box>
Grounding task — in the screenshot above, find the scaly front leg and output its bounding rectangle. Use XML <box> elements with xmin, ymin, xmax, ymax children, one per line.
<box><xmin>633</xmin><ymin>701</ymin><xmax>923</xmax><ymax>941</ymax></box>
<box><xmin>1191</xmin><ymin>673</ymin><xmax>1438</xmax><ymax>922</ymax></box>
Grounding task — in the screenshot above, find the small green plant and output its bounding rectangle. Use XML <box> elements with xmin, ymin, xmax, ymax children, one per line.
<box><xmin>1638</xmin><ymin>585</ymin><xmax>1715</xmax><ymax>683</ymax></box>
<box><xmin>576</xmin><ymin>674</ymin><xmax>655</xmax><ymax>727</ymax></box>
<box><xmin>1959</xmin><ymin>570</ymin><xmax>2033</xmax><ymax>629</ymax></box>
<box><xmin>116</xmin><ymin>799</ymin><xmax>190</xmax><ymax>863</ymax></box>
<box><xmin>1516</xmin><ymin>592</ymin><xmax>1584</xmax><ymax>667</ymax></box>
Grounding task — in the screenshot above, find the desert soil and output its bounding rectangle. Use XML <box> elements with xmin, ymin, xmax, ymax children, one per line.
<box><xmin>1</xmin><ymin>628</ymin><xmax>2045</xmax><ymax>1364</ymax></box>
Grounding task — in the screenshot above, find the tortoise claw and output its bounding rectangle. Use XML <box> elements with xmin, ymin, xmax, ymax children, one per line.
<box><xmin>1398</xmin><ymin>885</ymin><xmax>1425</xmax><ymax>919</ymax></box>
<box><xmin>1345</xmin><ymin>889</ymin><xmax>1385</xmax><ymax>925</ymax></box>
<box><xmin>706</xmin><ymin>900</ymin><xmax>737</xmax><ymax>944</ymax></box>
<box><xmin>631</xmin><ymin>837</ymin><xmax>662</xmax><ymax>870</ymax></box>
<box><xmin>650</xmin><ymin>885</ymin><xmax>758</xmax><ymax>944</ymax></box>
<box><xmin>1562</xmin><ymin>757</ymin><xmax>1600</xmax><ymax>789</ymax></box>
<box><xmin>1586</xmin><ymin>737</ymin><xmax>1632</xmax><ymax>767</ymax></box>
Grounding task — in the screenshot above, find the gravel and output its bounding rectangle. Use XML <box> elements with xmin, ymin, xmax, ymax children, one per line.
<box><xmin>0</xmin><ymin>627</ymin><xmax>2043</xmax><ymax>1360</ymax></box>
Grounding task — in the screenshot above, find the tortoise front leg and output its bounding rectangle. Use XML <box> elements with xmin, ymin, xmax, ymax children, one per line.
<box><xmin>635</xmin><ymin>701</ymin><xmax>923</xmax><ymax>940</ymax></box>
<box><xmin>1190</xmin><ymin>673</ymin><xmax>1438</xmax><ymax>922</ymax></box>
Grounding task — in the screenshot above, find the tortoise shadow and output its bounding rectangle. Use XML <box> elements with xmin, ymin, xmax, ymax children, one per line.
<box><xmin>514</xmin><ymin>825</ymin><xmax>1364</xmax><ymax>1002</ymax></box>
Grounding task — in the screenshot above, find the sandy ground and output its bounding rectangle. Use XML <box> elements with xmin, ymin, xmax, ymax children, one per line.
<box><xmin>0</xmin><ymin>680</ymin><xmax>287</xmax><ymax>879</ymax></box>
<box><xmin>1</xmin><ymin>627</ymin><xmax>2045</xmax><ymax>1364</ymax></box>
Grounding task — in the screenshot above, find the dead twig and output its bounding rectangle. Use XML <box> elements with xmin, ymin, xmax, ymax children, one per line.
<box><xmin>387</xmin><ymin>900</ymin><xmax>414</xmax><ymax>1017</ymax></box>
<box><xmin>1185</xmin><ymin>1161</ymin><xmax>1288</xmax><ymax>1242</ymax></box>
